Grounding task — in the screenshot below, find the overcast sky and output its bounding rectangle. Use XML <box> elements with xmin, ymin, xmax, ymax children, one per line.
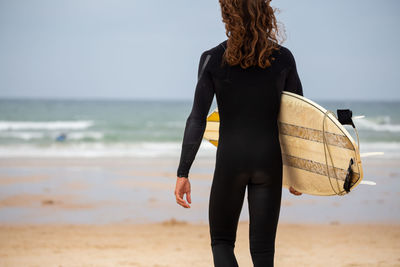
<box><xmin>0</xmin><ymin>0</ymin><xmax>399</xmax><ymax>101</ymax></box>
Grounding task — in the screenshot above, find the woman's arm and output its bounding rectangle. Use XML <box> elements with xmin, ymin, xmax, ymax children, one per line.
<box><xmin>176</xmin><ymin>51</ymin><xmax>215</xmax><ymax>179</ymax></box>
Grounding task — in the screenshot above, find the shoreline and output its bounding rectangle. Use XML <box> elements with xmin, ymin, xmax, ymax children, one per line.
<box><xmin>0</xmin><ymin>156</ymin><xmax>399</xmax><ymax>225</ymax></box>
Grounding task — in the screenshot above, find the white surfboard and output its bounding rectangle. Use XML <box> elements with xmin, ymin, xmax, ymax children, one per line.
<box><xmin>203</xmin><ymin>91</ymin><xmax>364</xmax><ymax>196</ymax></box>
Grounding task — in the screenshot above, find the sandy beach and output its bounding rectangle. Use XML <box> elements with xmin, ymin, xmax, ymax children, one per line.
<box><xmin>0</xmin><ymin>220</ymin><xmax>399</xmax><ymax>266</ymax></box>
<box><xmin>0</xmin><ymin>157</ymin><xmax>399</xmax><ymax>266</ymax></box>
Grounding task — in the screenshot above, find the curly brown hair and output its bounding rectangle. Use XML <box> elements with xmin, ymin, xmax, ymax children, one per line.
<box><xmin>219</xmin><ymin>0</ymin><xmax>285</xmax><ymax>69</ymax></box>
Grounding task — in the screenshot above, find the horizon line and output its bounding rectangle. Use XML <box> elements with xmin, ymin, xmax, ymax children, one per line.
<box><xmin>0</xmin><ymin>96</ymin><xmax>399</xmax><ymax>103</ymax></box>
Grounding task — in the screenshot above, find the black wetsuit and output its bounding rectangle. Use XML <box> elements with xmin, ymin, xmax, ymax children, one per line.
<box><xmin>177</xmin><ymin>39</ymin><xmax>303</xmax><ymax>267</ymax></box>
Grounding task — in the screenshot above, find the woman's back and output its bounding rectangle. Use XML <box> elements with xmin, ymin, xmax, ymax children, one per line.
<box><xmin>177</xmin><ymin>39</ymin><xmax>303</xmax><ymax>178</ymax></box>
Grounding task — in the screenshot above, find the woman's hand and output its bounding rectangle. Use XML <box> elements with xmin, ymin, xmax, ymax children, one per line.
<box><xmin>175</xmin><ymin>177</ymin><xmax>192</xmax><ymax>208</ymax></box>
<box><xmin>289</xmin><ymin>186</ymin><xmax>302</xmax><ymax>196</ymax></box>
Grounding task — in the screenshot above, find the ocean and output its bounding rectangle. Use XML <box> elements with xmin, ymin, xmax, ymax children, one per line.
<box><xmin>0</xmin><ymin>98</ymin><xmax>399</xmax><ymax>224</ymax></box>
<box><xmin>0</xmin><ymin>98</ymin><xmax>399</xmax><ymax>159</ymax></box>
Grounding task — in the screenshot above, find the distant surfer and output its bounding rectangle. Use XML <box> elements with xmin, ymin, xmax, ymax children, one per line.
<box><xmin>175</xmin><ymin>0</ymin><xmax>302</xmax><ymax>266</ymax></box>
<box><xmin>55</xmin><ymin>133</ymin><xmax>67</xmax><ymax>142</ymax></box>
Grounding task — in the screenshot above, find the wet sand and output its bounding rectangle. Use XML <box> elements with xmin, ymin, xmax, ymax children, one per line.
<box><xmin>0</xmin><ymin>219</ymin><xmax>399</xmax><ymax>267</ymax></box>
<box><xmin>0</xmin><ymin>157</ymin><xmax>399</xmax><ymax>225</ymax></box>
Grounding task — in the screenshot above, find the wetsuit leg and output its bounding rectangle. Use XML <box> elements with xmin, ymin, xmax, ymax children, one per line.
<box><xmin>247</xmin><ymin>167</ymin><xmax>283</xmax><ymax>267</ymax></box>
<box><xmin>208</xmin><ymin>166</ymin><xmax>249</xmax><ymax>267</ymax></box>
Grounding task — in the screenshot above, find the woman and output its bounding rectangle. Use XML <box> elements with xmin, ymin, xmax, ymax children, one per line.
<box><xmin>175</xmin><ymin>0</ymin><xmax>303</xmax><ymax>266</ymax></box>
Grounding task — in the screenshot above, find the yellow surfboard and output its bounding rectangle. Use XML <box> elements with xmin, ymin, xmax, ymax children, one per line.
<box><xmin>203</xmin><ymin>91</ymin><xmax>363</xmax><ymax>196</ymax></box>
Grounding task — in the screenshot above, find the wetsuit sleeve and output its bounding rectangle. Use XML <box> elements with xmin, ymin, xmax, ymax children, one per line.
<box><xmin>177</xmin><ymin>51</ymin><xmax>215</xmax><ymax>179</ymax></box>
<box><xmin>284</xmin><ymin>52</ymin><xmax>303</xmax><ymax>96</ymax></box>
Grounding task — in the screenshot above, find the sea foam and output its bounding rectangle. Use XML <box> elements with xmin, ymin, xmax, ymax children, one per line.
<box><xmin>0</xmin><ymin>120</ymin><xmax>94</xmax><ymax>131</ymax></box>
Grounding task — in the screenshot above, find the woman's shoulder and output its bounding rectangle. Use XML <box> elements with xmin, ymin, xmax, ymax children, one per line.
<box><xmin>201</xmin><ymin>40</ymin><xmax>228</xmax><ymax>56</ymax></box>
<box><xmin>273</xmin><ymin>44</ymin><xmax>297</xmax><ymax>66</ymax></box>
